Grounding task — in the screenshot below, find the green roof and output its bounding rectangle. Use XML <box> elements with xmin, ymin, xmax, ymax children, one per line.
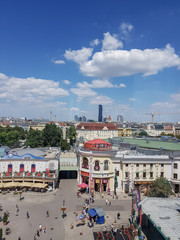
<box><xmin>111</xmin><ymin>137</ymin><xmax>180</xmax><ymax>151</ymax></box>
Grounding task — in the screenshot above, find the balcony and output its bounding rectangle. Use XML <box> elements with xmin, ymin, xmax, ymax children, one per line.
<box><xmin>82</xmin><ymin>164</ymin><xmax>89</xmax><ymax>169</ymax></box>
<box><xmin>94</xmin><ymin>166</ymin><xmax>100</xmax><ymax>171</ymax></box>
<box><xmin>1</xmin><ymin>171</ymin><xmax>57</xmax><ymax>180</ymax></box>
<box><xmin>104</xmin><ymin>166</ymin><xmax>109</xmax><ymax>171</ymax></box>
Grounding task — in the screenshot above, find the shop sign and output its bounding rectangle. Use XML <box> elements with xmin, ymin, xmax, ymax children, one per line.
<box><xmin>90</xmin><ymin>180</ymin><xmax>94</xmax><ymax>190</ymax></box>
<box><xmin>95</xmin><ymin>179</ymin><xmax>100</xmax><ymax>183</ymax></box>
<box><xmin>81</xmin><ymin>171</ymin><xmax>89</xmax><ymax>177</ymax></box>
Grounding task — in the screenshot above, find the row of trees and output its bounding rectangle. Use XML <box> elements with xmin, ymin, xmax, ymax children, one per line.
<box><xmin>0</xmin><ymin>124</ymin><xmax>77</xmax><ymax>151</ymax></box>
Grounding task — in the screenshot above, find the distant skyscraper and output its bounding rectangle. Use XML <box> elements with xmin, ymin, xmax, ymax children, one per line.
<box><xmin>98</xmin><ymin>104</ymin><xmax>103</xmax><ymax>122</ymax></box>
<box><xmin>117</xmin><ymin>115</ymin><xmax>124</xmax><ymax>123</ymax></box>
<box><xmin>82</xmin><ymin>116</ymin><xmax>86</xmax><ymax>122</ymax></box>
<box><xmin>74</xmin><ymin>115</ymin><xmax>78</xmax><ymax>122</ymax></box>
<box><xmin>78</xmin><ymin>116</ymin><xmax>82</xmax><ymax>122</ymax></box>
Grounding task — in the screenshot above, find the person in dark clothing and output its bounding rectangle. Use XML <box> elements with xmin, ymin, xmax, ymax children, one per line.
<box><xmin>117</xmin><ymin>212</ymin><xmax>120</xmax><ymax>219</ymax></box>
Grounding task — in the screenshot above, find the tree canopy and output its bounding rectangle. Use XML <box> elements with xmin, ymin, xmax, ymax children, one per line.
<box><xmin>66</xmin><ymin>126</ymin><xmax>77</xmax><ymax>145</ymax></box>
<box><xmin>148</xmin><ymin>177</ymin><xmax>174</xmax><ymax>198</ymax></box>
<box><xmin>42</xmin><ymin>123</ymin><xmax>62</xmax><ymax>147</ymax></box>
<box><xmin>24</xmin><ymin>128</ymin><xmax>43</xmax><ymax>148</ymax></box>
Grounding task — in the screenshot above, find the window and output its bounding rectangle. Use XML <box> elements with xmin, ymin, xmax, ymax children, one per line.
<box><xmin>150</xmin><ymin>172</ymin><xmax>153</xmax><ymax>178</ymax></box>
<box><xmin>8</xmin><ymin>164</ymin><xmax>12</xmax><ymax>172</ymax></box>
<box><xmin>174</xmin><ymin>163</ymin><xmax>178</xmax><ymax>169</ymax></box>
<box><xmin>143</xmin><ymin>172</ymin><xmax>146</xmax><ymax>178</ymax></box>
<box><xmin>174</xmin><ymin>173</ymin><xmax>178</xmax><ymax>179</ymax></box>
<box><xmin>94</xmin><ymin>161</ymin><xmax>100</xmax><ymax>171</ymax></box>
<box><xmin>136</xmin><ymin>164</ymin><xmax>139</xmax><ymax>167</ymax></box>
<box><xmin>125</xmin><ymin>172</ymin><xmax>129</xmax><ymax>178</ymax></box>
<box><xmin>161</xmin><ymin>164</ymin><xmax>164</xmax><ymax>167</ymax></box>
<box><xmin>150</xmin><ymin>164</ymin><xmax>153</xmax><ymax>168</ymax></box>
<box><xmin>125</xmin><ymin>164</ymin><xmax>128</xmax><ymax>167</ymax></box>
<box><xmin>82</xmin><ymin>157</ymin><xmax>89</xmax><ymax>169</ymax></box>
<box><xmin>136</xmin><ymin>173</ymin><xmax>139</xmax><ymax>178</ymax></box>
<box><xmin>143</xmin><ymin>164</ymin><xmax>146</xmax><ymax>167</ymax></box>
<box><xmin>160</xmin><ymin>172</ymin><xmax>164</xmax><ymax>177</ymax></box>
<box><xmin>104</xmin><ymin>160</ymin><xmax>109</xmax><ymax>170</ymax></box>
<box><xmin>20</xmin><ymin>164</ymin><xmax>24</xmax><ymax>172</ymax></box>
<box><xmin>116</xmin><ymin>171</ymin><xmax>119</xmax><ymax>176</ymax></box>
<box><xmin>31</xmin><ymin>164</ymin><xmax>36</xmax><ymax>172</ymax></box>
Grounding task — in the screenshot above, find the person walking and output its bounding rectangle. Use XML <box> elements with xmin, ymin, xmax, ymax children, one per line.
<box><xmin>117</xmin><ymin>212</ymin><xmax>120</xmax><ymax>219</ymax></box>
<box><xmin>106</xmin><ymin>199</ymin><xmax>108</xmax><ymax>206</ymax></box>
<box><xmin>26</xmin><ymin>211</ymin><xmax>29</xmax><ymax>219</ymax></box>
<box><xmin>46</xmin><ymin>210</ymin><xmax>49</xmax><ymax>217</ymax></box>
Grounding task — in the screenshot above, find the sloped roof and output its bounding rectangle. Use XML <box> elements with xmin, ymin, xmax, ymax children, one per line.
<box><xmin>2</xmin><ymin>153</ymin><xmax>44</xmax><ymax>160</ymax></box>
<box><xmin>76</xmin><ymin>122</ymin><xmax>117</xmax><ymax>130</ymax></box>
<box><xmin>94</xmin><ymin>207</ymin><xmax>105</xmax><ymax>217</ymax></box>
<box><xmin>85</xmin><ymin>138</ymin><xmax>111</xmax><ymax>145</ymax></box>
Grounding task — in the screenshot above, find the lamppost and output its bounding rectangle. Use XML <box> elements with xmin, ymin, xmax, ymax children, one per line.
<box><xmin>61</xmin><ymin>200</ymin><xmax>67</xmax><ymax>219</ymax></box>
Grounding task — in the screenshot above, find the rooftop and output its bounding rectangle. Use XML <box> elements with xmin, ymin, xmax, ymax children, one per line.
<box><xmin>111</xmin><ymin>137</ymin><xmax>180</xmax><ymax>151</ymax></box>
<box><xmin>139</xmin><ymin>197</ymin><xmax>180</xmax><ymax>240</ymax></box>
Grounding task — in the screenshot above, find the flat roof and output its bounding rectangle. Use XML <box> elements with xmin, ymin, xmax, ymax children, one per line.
<box><xmin>111</xmin><ymin>137</ymin><xmax>180</xmax><ymax>151</ymax></box>
<box><xmin>139</xmin><ymin>197</ymin><xmax>180</xmax><ymax>240</ymax></box>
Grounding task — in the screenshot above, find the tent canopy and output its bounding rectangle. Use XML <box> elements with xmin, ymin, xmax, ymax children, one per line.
<box><xmin>77</xmin><ymin>183</ymin><xmax>88</xmax><ymax>189</ymax></box>
<box><xmin>87</xmin><ymin>209</ymin><xmax>97</xmax><ymax>218</ymax></box>
<box><xmin>94</xmin><ymin>207</ymin><xmax>105</xmax><ymax>217</ymax></box>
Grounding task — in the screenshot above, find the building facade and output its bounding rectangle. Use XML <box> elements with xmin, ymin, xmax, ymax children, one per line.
<box><xmin>76</xmin><ymin>122</ymin><xmax>118</xmax><ymax>141</ymax></box>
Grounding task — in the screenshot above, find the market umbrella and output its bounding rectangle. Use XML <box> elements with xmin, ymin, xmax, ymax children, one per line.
<box><xmin>77</xmin><ymin>183</ymin><xmax>88</xmax><ymax>189</ymax></box>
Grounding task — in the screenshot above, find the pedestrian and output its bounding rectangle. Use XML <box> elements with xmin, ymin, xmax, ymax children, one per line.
<box><xmin>117</xmin><ymin>212</ymin><xmax>120</xmax><ymax>219</ymax></box>
<box><xmin>46</xmin><ymin>210</ymin><xmax>49</xmax><ymax>217</ymax></box>
<box><xmin>106</xmin><ymin>199</ymin><xmax>108</xmax><ymax>205</ymax></box>
<box><xmin>39</xmin><ymin>224</ymin><xmax>42</xmax><ymax>231</ymax></box>
<box><xmin>109</xmin><ymin>201</ymin><xmax>111</xmax><ymax>206</ymax></box>
<box><xmin>89</xmin><ymin>195</ymin><xmax>92</xmax><ymax>203</ymax></box>
<box><xmin>18</xmin><ymin>237</ymin><xmax>21</xmax><ymax>240</ymax></box>
<box><xmin>26</xmin><ymin>211</ymin><xmax>29</xmax><ymax>219</ymax></box>
<box><xmin>37</xmin><ymin>229</ymin><xmax>40</xmax><ymax>236</ymax></box>
<box><xmin>42</xmin><ymin>226</ymin><xmax>46</xmax><ymax>233</ymax></box>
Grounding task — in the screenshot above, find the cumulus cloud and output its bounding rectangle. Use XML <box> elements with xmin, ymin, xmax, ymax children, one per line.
<box><xmin>89</xmin><ymin>95</ymin><xmax>113</xmax><ymax>105</ymax></box>
<box><xmin>75</xmin><ymin>80</ymin><xmax>126</xmax><ymax>89</ymax></box>
<box><xmin>52</xmin><ymin>59</ymin><xmax>65</xmax><ymax>64</ymax></box>
<box><xmin>90</xmin><ymin>39</ymin><xmax>99</xmax><ymax>47</ymax></box>
<box><xmin>63</xmin><ymin>80</ymin><xmax>71</xmax><ymax>85</ymax></box>
<box><xmin>171</xmin><ymin>92</ymin><xmax>180</xmax><ymax>102</ymax></box>
<box><xmin>70</xmin><ymin>107</ymin><xmax>80</xmax><ymax>111</ymax></box>
<box><xmin>0</xmin><ymin>73</ymin><xmax>69</xmax><ymax>103</ymax></box>
<box><xmin>70</xmin><ymin>87</ymin><xmax>97</xmax><ymax>98</ymax></box>
<box><xmin>152</xmin><ymin>102</ymin><xmax>177</xmax><ymax>108</ymax></box>
<box><xmin>64</xmin><ymin>47</ymin><xmax>93</xmax><ymax>64</ymax></box>
<box><xmin>102</xmin><ymin>32</ymin><xmax>123</xmax><ymax>50</ymax></box>
<box><xmin>129</xmin><ymin>98</ymin><xmax>136</xmax><ymax>101</ymax></box>
<box><xmin>80</xmin><ymin>44</ymin><xmax>180</xmax><ymax>78</ymax></box>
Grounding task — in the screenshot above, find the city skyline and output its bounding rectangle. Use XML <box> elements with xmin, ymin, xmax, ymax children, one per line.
<box><xmin>0</xmin><ymin>1</ymin><xmax>180</xmax><ymax>122</ymax></box>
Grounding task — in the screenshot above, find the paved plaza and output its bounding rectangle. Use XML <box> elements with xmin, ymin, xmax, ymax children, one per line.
<box><xmin>0</xmin><ymin>180</ymin><xmax>132</xmax><ymax>240</ymax></box>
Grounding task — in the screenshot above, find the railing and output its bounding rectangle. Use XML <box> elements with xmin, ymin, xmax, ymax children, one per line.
<box><xmin>0</xmin><ymin>171</ymin><xmax>57</xmax><ymax>179</ymax></box>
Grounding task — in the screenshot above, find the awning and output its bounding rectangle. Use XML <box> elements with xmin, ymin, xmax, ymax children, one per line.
<box><xmin>19</xmin><ymin>182</ymin><xmax>33</xmax><ymax>187</ymax></box>
<box><xmin>0</xmin><ymin>183</ymin><xmax>4</xmax><ymax>188</ymax></box>
<box><xmin>31</xmin><ymin>183</ymin><xmax>48</xmax><ymax>188</ymax></box>
<box><xmin>94</xmin><ymin>208</ymin><xmax>105</xmax><ymax>217</ymax></box>
<box><xmin>87</xmin><ymin>209</ymin><xmax>97</xmax><ymax>217</ymax></box>
<box><xmin>77</xmin><ymin>183</ymin><xmax>88</xmax><ymax>189</ymax></box>
<box><xmin>3</xmin><ymin>182</ymin><xmax>20</xmax><ymax>188</ymax></box>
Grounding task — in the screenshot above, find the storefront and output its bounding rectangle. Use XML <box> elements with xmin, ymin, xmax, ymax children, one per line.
<box><xmin>81</xmin><ymin>171</ymin><xmax>89</xmax><ymax>185</ymax></box>
<box><xmin>94</xmin><ymin>178</ymin><xmax>109</xmax><ymax>192</ymax></box>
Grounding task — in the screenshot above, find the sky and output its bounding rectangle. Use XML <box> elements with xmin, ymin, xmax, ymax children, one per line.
<box><xmin>0</xmin><ymin>0</ymin><xmax>180</xmax><ymax>123</ymax></box>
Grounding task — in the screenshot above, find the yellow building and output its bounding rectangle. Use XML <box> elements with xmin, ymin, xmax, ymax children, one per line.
<box><xmin>118</xmin><ymin>128</ymin><xmax>132</xmax><ymax>137</ymax></box>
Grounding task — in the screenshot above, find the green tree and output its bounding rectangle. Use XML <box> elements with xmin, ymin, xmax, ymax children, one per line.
<box><xmin>60</xmin><ymin>139</ymin><xmax>71</xmax><ymax>151</ymax></box>
<box><xmin>66</xmin><ymin>126</ymin><xmax>77</xmax><ymax>145</ymax></box>
<box><xmin>42</xmin><ymin>123</ymin><xmax>62</xmax><ymax>147</ymax></box>
<box><xmin>24</xmin><ymin>128</ymin><xmax>43</xmax><ymax>148</ymax></box>
<box><xmin>0</xmin><ymin>132</ymin><xmax>7</xmax><ymax>145</ymax></box>
<box><xmin>139</xmin><ymin>130</ymin><xmax>148</xmax><ymax>137</ymax></box>
<box><xmin>6</xmin><ymin>130</ymin><xmax>20</xmax><ymax>148</ymax></box>
<box><xmin>148</xmin><ymin>177</ymin><xmax>174</xmax><ymax>198</ymax></box>
<box><xmin>13</xmin><ymin>126</ymin><xmax>26</xmax><ymax>139</ymax></box>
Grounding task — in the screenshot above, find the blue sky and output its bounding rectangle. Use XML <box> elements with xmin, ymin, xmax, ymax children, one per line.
<box><xmin>0</xmin><ymin>0</ymin><xmax>180</xmax><ymax>122</ymax></box>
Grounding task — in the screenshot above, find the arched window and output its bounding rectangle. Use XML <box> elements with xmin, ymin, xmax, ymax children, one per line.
<box><xmin>31</xmin><ymin>164</ymin><xmax>36</xmax><ymax>172</ymax></box>
<box><xmin>82</xmin><ymin>158</ymin><xmax>89</xmax><ymax>169</ymax></box>
<box><xmin>104</xmin><ymin>160</ymin><xmax>109</xmax><ymax>170</ymax></box>
<box><xmin>8</xmin><ymin>164</ymin><xmax>12</xmax><ymax>172</ymax></box>
<box><xmin>94</xmin><ymin>160</ymin><xmax>100</xmax><ymax>171</ymax></box>
<box><xmin>20</xmin><ymin>164</ymin><xmax>24</xmax><ymax>172</ymax></box>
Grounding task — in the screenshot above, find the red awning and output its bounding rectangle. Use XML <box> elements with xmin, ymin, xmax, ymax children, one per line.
<box><xmin>77</xmin><ymin>183</ymin><xmax>89</xmax><ymax>189</ymax></box>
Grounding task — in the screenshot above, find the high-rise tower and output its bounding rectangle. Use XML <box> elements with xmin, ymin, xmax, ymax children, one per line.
<box><xmin>98</xmin><ymin>104</ymin><xmax>103</xmax><ymax>122</ymax></box>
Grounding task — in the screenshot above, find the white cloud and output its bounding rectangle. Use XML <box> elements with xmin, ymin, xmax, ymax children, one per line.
<box><xmin>75</xmin><ymin>80</ymin><xmax>126</xmax><ymax>89</ymax></box>
<box><xmin>90</xmin><ymin>39</ymin><xmax>99</xmax><ymax>47</ymax></box>
<box><xmin>64</xmin><ymin>47</ymin><xmax>93</xmax><ymax>64</ymax></box>
<box><xmin>80</xmin><ymin>44</ymin><xmax>180</xmax><ymax>78</ymax></box>
<box><xmin>89</xmin><ymin>95</ymin><xmax>113</xmax><ymax>105</ymax></box>
<box><xmin>129</xmin><ymin>98</ymin><xmax>136</xmax><ymax>101</ymax></box>
<box><xmin>52</xmin><ymin>59</ymin><xmax>65</xmax><ymax>64</ymax></box>
<box><xmin>70</xmin><ymin>107</ymin><xmax>80</xmax><ymax>111</ymax></box>
<box><xmin>102</xmin><ymin>32</ymin><xmax>123</xmax><ymax>50</ymax></box>
<box><xmin>152</xmin><ymin>101</ymin><xmax>177</xmax><ymax>108</ymax></box>
<box><xmin>119</xmin><ymin>22</ymin><xmax>134</xmax><ymax>41</ymax></box>
<box><xmin>63</xmin><ymin>80</ymin><xmax>71</xmax><ymax>85</ymax></box>
<box><xmin>0</xmin><ymin>73</ymin><xmax>69</xmax><ymax>102</ymax></box>
<box><xmin>171</xmin><ymin>92</ymin><xmax>180</xmax><ymax>102</ymax></box>
<box><xmin>70</xmin><ymin>87</ymin><xmax>97</xmax><ymax>98</ymax></box>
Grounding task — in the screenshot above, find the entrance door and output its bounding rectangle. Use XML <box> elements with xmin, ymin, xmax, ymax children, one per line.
<box><xmin>95</xmin><ymin>183</ymin><xmax>100</xmax><ymax>192</ymax></box>
<box><xmin>103</xmin><ymin>183</ymin><xmax>107</xmax><ymax>191</ymax></box>
<box><xmin>175</xmin><ymin>184</ymin><xmax>179</xmax><ymax>193</ymax></box>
